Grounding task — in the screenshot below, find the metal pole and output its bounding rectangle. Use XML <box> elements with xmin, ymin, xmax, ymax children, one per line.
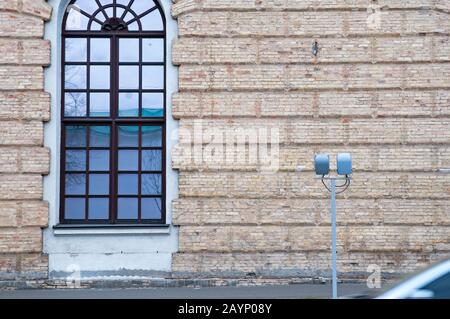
<box><xmin>330</xmin><ymin>178</ymin><xmax>337</xmax><ymax>299</ymax></box>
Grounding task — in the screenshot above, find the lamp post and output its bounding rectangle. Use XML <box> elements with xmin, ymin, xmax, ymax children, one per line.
<box><xmin>314</xmin><ymin>153</ymin><xmax>352</xmax><ymax>299</ymax></box>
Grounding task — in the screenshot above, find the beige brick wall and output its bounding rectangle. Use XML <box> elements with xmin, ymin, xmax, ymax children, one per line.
<box><xmin>171</xmin><ymin>0</ymin><xmax>450</xmax><ymax>280</ymax></box>
<box><xmin>0</xmin><ymin>0</ymin><xmax>51</xmax><ymax>280</ymax></box>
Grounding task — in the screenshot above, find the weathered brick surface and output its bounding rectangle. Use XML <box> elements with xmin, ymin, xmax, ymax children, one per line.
<box><xmin>0</xmin><ymin>39</ymin><xmax>50</xmax><ymax>66</ymax></box>
<box><xmin>0</xmin><ymin>92</ymin><xmax>50</xmax><ymax>121</ymax></box>
<box><xmin>0</xmin><ymin>121</ymin><xmax>43</xmax><ymax>146</ymax></box>
<box><xmin>172</xmin><ymin>1</ymin><xmax>450</xmax><ymax>280</ymax></box>
<box><xmin>0</xmin><ymin>201</ymin><xmax>48</xmax><ymax>227</ymax></box>
<box><xmin>0</xmin><ymin>228</ymin><xmax>42</xmax><ymax>253</ymax></box>
<box><xmin>173</xmin><ymin>90</ymin><xmax>450</xmax><ymax>118</ymax></box>
<box><xmin>0</xmin><ymin>0</ymin><xmax>50</xmax><ymax>281</ymax></box>
<box><xmin>173</xmin><ymin>145</ymin><xmax>450</xmax><ymax>172</ymax></box>
<box><xmin>179</xmin><ymin>172</ymin><xmax>450</xmax><ymax>199</ymax></box>
<box><xmin>173</xmin><ymin>199</ymin><xmax>450</xmax><ymax>226</ymax></box>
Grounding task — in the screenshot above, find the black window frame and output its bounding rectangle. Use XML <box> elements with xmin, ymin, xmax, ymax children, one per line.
<box><xmin>60</xmin><ymin>0</ymin><xmax>167</xmax><ymax>225</ymax></box>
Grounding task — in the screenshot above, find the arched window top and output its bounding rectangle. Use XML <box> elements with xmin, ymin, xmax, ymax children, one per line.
<box><xmin>64</xmin><ymin>0</ymin><xmax>165</xmax><ymax>32</ymax></box>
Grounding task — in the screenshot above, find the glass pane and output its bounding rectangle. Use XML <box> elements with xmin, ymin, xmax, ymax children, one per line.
<box><xmin>119</xmin><ymin>92</ymin><xmax>139</xmax><ymax>117</ymax></box>
<box><xmin>117</xmin><ymin>0</ymin><xmax>131</xmax><ymax>6</ymax></box>
<box><xmin>141</xmin><ymin>198</ymin><xmax>161</xmax><ymax>219</ymax></box>
<box><xmin>64</xmin><ymin>92</ymin><xmax>87</xmax><ymax>117</ymax></box>
<box><xmin>66</xmin><ymin>150</ymin><xmax>86</xmax><ymax>171</ymax></box>
<box><xmin>65</xmin><ymin>174</ymin><xmax>86</xmax><ymax>195</ymax></box>
<box><xmin>105</xmin><ymin>7</ymin><xmax>113</xmax><ymax>18</ymax></box>
<box><xmin>142</xmin><ymin>39</ymin><xmax>164</xmax><ymax>62</ymax></box>
<box><xmin>119</xmin><ymin>66</ymin><xmax>139</xmax><ymax>89</ymax></box>
<box><xmin>116</xmin><ymin>7</ymin><xmax>125</xmax><ymax>18</ymax></box>
<box><xmin>117</xmin><ymin>198</ymin><xmax>138</xmax><ymax>219</ymax></box>
<box><xmin>118</xmin><ymin>150</ymin><xmax>138</xmax><ymax>171</ymax></box>
<box><xmin>118</xmin><ymin>126</ymin><xmax>139</xmax><ymax>147</ymax></box>
<box><xmin>65</xmin><ymin>198</ymin><xmax>85</xmax><ymax>219</ymax></box>
<box><xmin>89</xmin><ymin>174</ymin><xmax>109</xmax><ymax>195</ymax></box>
<box><xmin>90</xmin><ymin>66</ymin><xmax>110</xmax><ymax>89</ymax></box>
<box><xmin>73</xmin><ymin>0</ymin><xmax>99</xmax><ymax>15</ymax></box>
<box><xmin>128</xmin><ymin>21</ymin><xmax>139</xmax><ymax>31</ymax></box>
<box><xmin>90</xmin><ymin>38</ymin><xmax>110</xmax><ymax>62</ymax></box>
<box><xmin>90</xmin><ymin>20</ymin><xmax>102</xmax><ymax>31</ymax></box>
<box><xmin>90</xmin><ymin>126</ymin><xmax>110</xmax><ymax>147</ymax></box>
<box><xmin>88</xmin><ymin>198</ymin><xmax>109</xmax><ymax>219</ymax></box>
<box><xmin>142</xmin><ymin>150</ymin><xmax>162</xmax><ymax>171</ymax></box>
<box><xmin>89</xmin><ymin>150</ymin><xmax>109</xmax><ymax>171</ymax></box>
<box><xmin>141</xmin><ymin>174</ymin><xmax>161</xmax><ymax>195</ymax></box>
<box><xmin>118</xmin><ymin>174</ymin><xmax>138</xmax><ymax>195</ymax></box>
<box><xmin>66</xmin><ymin>126</ymin><xmax>86</xmax><ymax>147</ymax></box>
<box><xmin>119</xmin><ymin>38</ymin><xmax>139</xmax><ymax>62</ymax></box>
<box><xmin>65</xmin><ymin>38</ymin><xmax>87</xmax><ymax>62</ymax></box>
<box><xmin>142</xmin><ymin>93</ymin><xmax>163</xmax><ymax>117</ymax></box>
<box><xmin>142</xmin><ymin>126</ymin><xmax>162</xmax><ymax>147</ymax></box>
<box><xmin>131</xmin><ymin>0</ymin><xmax>154</xmax><ymax>16</ymax></box>
<box><xmin>142</xmin><ymin>65</ymin><xmax>164</xmax><ymax>89</ymax></box>
<box><xmin>90</xmin><ymin>93</ymin><xmax>110</xmax><ymax>117</ymax></box>
<box><xmin>65</xmin><ymin>65</ymin><xmax>86</xmax><ymax>89</ymax></box>
<box><xmin>141</xmin><ymin>9</ymin><xmax>163</xmax><ymax>31</ymax></box>
<box><xmin>66</xmin><ymin>8</ymin><xmax>89</xmax><ymax>30</ymax></box>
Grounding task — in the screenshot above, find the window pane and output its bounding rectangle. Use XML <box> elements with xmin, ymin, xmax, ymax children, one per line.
<box><xmin>64</xmin><ymin>92</ymin><xmax>87</xmax><ymax>117</ymax></box>
<box><xmin>118</xmin><ymin>174</ymin><xmax>138</xmax><ymax>195</ymax></box>
<box><xmin>89</xmin><ymin>150</ymin><xmax>109</xmax><ymax>171</ymax></box>
<box><xmin>65</xmin><ymin>65</ymin><xmax>86</xmax><ymax>89</ymax></box>
<box><xmin>128</xmin><ymin>21</ymin><xmax>139</xmax><ymax>31</ymax></box>
<box><xmin>119</xmin><ymin>38</ymin><xmax>139</xmax><ymax>62</ymax></box>
<box><xmin>142</xmin><ymin>93</ymin><xmax>163</xmax><ymax>117</ymax></box>
<box><xmin>90</xmin><ymin>126</ymin><xmax>110</xmax><ymax>147</ymax></box>
<box><xmin>117</xmin><ymin>198</ymin><xmax>138</xmax><ymax>219</ymax></box>
<box><xmin>119</xmin><ymin>66</ymin><xmax>139</xmax><ymax>89</ymax></box>
<box><xmin>66</xmin><ymin>150</ymin><xmax>86</xmax><ymax>171</ymax></box>
<box><xmin>142</xmin><ymin>126</ymin><xmax>162</xmax><ymax>147</ymax></box>
<box><xmin>90</xmin><ymin>38</ymin><xmax>110</xmax><ymax>62</ymax></box>
<box><xmin>88</xmin><ymin>198</ymin><xmax>109</xmax><ymax>220</ymax></box>
<box><xmin>141</xmin><ymin>9</ymin><xmax>163</xmax><ymax>31</ymax></box>
<box><xmin>66</xmin><ymin>126</ymin><xmax>87</xmax><ymax>147</ymax></box>
<box><xmin>89</xmin><ymin>174</ymin><xmax>109</xmax><ymax>195</ymax></box>
<box><xmin>90</xmin><ymin>93</ymin><xmax>110</xmax><ymax>117</ymax></box>
<box><xmin>118</xmin><ymin>150</ymin><xmax>139</xmax><ymax>171</ymax></box>
<box><xmin>118</xmin><ymin>126</ymin><xmax>139</xmax><ymax>147</ymax></box>
<box><xmin>142</xmin><ymin>150</ymin><xmax>162</xmax><ymax>171</ymax></box>
<box><xmin>130</xmin><ymin>0</ymin><xmax>154</xmax><ymax>16</ymax></box>
<box><xmin>65</xmin><ymin>174</ymin><xmax>86</xmax><ymax>195</ymax></box>
<box><xmin>141</xmin><ymin>174</ymin><xmax>161</xmax><ymax>195</ymax></box>
<box><xmin>142</xmin><ymin>39</ymin><xmax>164</xmax><ymax>62</ymax></box>
<box><xmin>141</xmin><ymin>198</ymin><xmax>161</xmax><ymax>219</ymax></box>
<box><xmin>73</xmin><ymin>0</ymin><xmax>99</xmax><ymax>15</ymax></box>
<box><xmin>90</xmin><ymin>66</ymin><xmax>110</xmax><ymax>89</ymax></box>
<box><xmin>66</xmin><ymin>8</ymin><xmax>89</xmax><ymax>30</ymax></box>
<box><xmin>65</xmin><ymin>38</ymin><xmax>87</xmax><ymax>62</ymax></box>
<box><xmin>142</xmin><ymin>66</ymin><xmax>164</xmax><ymax>89</ymax></box>
<box><xmin>119</xmin><ymin>92</ymin><xmax>139</xmax><ymax>117</ymax></box>
<box><xmin>65</xmin><ymin>198</ymin><xmax>85</xmax><ymax>219</ymax></box>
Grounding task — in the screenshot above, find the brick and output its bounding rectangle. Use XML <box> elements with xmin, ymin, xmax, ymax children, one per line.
<box><xmin>172</xmin><ymin>251</ymin><xmax>449</xmax><ymax>276</ymax></box>
<box><xmin>178</xmin><ymin>11</ymin><xmax>450</xmax><ymax>37</ymax></box>
<box><xmin>0</xmin><ymin>66</ymin><xmax>44</xmax><ymax>90</ymax></box>
<box><xmin>172</xmin><ymin>90</ymin><xmax>450</xmax><ymax>118</ymax></box>
<box><xmin>0</xmin><ymin>92</ymin><xmax>50</xmax><ymax>121</ymax></box>
<box><xmin>0</xmin><ymin>201</ymin><xmax>48</xmax><ymax>227</ymax></box>
<box><xmin>0</xmin><ymin>227</ymin><xmax>42</xmax><ymax>253</ymax></box>
<box><xmin>0</xmin><ymin>121</ymin><xmax>43</xmax><ymax>146</ymax></box>
<box><xmin>179</xmin><ymin>172</ymin><xmax>450</xmax><ymax>199</ymax></box>
<box><xmin>0</xmin><ymin>12</ymin><xmax>44</xmax><ymax>38</ymax></box>
<box><xmin>0</xmin><ymin>39</ymin><xmax>50</xmax><ymax>66</ymax></box>
<box><xmin>179</xmin><ymin>64</ymin><xmax>450</xmax><ymax>91</ymax></box>
<box><xmin>173</xmin><ymin>198</ymin><xmax>450</xmax><ymax>226</ymax></box>
<box><xmin>0</xmin><ymin>175</ymin><xmax>43</xmax><ymax>200</ymax></box>
<box><xmin>177</xmin><ymin>118</ymin><xmax>450</xmax><ymax>145</ymax></box>
<box><xmin>172</xmin><ymin>145</ymin><xmax>450</xmax><ymax>172</ymax></box>
<box><xmin>0</xmin><ymin>0</ymin><xmax>52</xmax><ymax>20</ymax></box>
<box><xmin>0</xmin><ymin>147</ymin><xmax>50</xmax><ymax>173</ymax></box>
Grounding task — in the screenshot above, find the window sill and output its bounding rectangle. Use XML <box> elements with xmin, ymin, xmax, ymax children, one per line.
<box><xmin>52</xmin><ymin>224</ymin><xmax>171</xmax><ymax>236</ymax></box>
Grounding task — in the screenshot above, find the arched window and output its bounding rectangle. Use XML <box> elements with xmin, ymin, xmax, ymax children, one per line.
<box><xmin>61</xmin><ymin>0</ymin><xmax>166</xmax><ymax>224</ymax></box>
